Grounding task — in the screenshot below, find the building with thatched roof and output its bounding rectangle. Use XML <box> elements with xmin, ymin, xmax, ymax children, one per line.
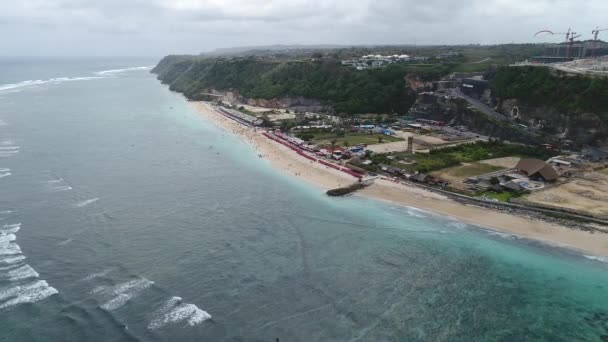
<box><xmin>515</xmin><ymin>158</ymin><xmax>559</xmax><ymax>182</ymax></box>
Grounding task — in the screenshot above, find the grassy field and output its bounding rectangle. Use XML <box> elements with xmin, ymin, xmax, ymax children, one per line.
<box><xmin>450</xmin><ymin>163</ymin><xmax>504</xmax><ymax>177</ymax></box>
<box><xmin>311</xmin><ymin>133</ymin><xmax>403</xmax><ymax>146</ymax></box>
<box><xmin>430</xmin><ymin>162</ymin><xmax>505</xmax><ymax>191</ymax></box>
<box><xmin>362</xmin><ymin>140</ymin><xmax>558</xmax><ymax>174</ymax></box>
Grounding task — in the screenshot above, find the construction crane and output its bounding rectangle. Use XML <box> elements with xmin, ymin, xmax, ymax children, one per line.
<box><xmin>566</xmin><ymin>31</ymin><xmax>582</xmax><ymax>58</ymax></box>
<box><xmin>592</xmin><ymin>27</ymin><xmax>608</xmax><ymax>40</ymax></box>
<box><xmin>534</xmin><ymin>28</ymin><xmax>584</xmax><ymax>59</ymax></box>
<box><xmin>592</xmin><ymin>27</ymin><xmax>608</xmax><ymax>57</ymax></box>
<box><xmin>534</xmin><ymin>29</ymin><xmax>571</xmax><ymax>58</ymax></box>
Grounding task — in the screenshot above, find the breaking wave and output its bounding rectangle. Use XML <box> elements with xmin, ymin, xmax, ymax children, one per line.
<box><xmin>584</xmin><ymin>255</ymin><xmax>608</xmax><ymax>263</ymax></box>
<box><xmin>57</xmin><ymin>238</ymin><xmax>73</xmax><ymax>246</ymax></box>
<box><xmin>101</xmin><ymin>293</ymin><xmax>133</xmax><ymax>311</ymax></box>
<box><xmin>485</xmin><ymin>230</ymin><xmax>516</xmax><ymax>239</ymax></box>
<box><xmin>448</xmin><ymin>221</ymin><xmax>468</xmax><ymax>230</ymax></box>
<box><xmin>6</xmin><ymin>264</ymin><xmax>39</xmax><ymax>281</ymax></box>
<box><xmin>96</xmin><ymin>278</ymin><xmax>154</xmax><ymax>311</ymax></box>
<box><xmin>74</xmin><ymin>198</ymin><xmax>99</xmax><ymax>207</ymax></box>
<box><xmin>0</xmin><ymin>172</ymin><xmax>11</xmax><ymax>178</ymax></box>
<box><xmin>1</xmin><ymin>223</ymin><xmax>20</xmax><ymax>234</ymax></box>
<box><xmin>0</xmin><ymin>255</ymin><xmax>25</xmax><ymax>264</ymax></box>
<box><xmin>51</xmin><ymin>185</ymin><xmax>72</xmax><ymax>192</ymax></box>
<box><xmin>148</xmin><ymin>296</ymin><xmax>211</xmax><ymax>329</ymax></box>
<box><xmin>0</xmin><ymin>233</ymin><xmax>16</xmax><ymax>245</ymax></box>
<box><xmin>405</xmin><ymin>207</ymin><xmax>428</xmax><ymax>218</ymax></box>
<box><xmin>0</xmin><ymin>151</ymin><xmax>18</xmax><ymax>158</ymax></box>
<box><xmin>82</xmin><ymin>268</ymin><xmax>113</xmax><ymax>281</ymax></box>
<box><xmin>95</xmin><ymin>66</ymin><xmax>152</xmax><ymax>75</ymax></box>
<box><xmin>0</xmin><ymin>76</ymin><xmax>105</xmax><ymax>92</ymax></box>
<box><xmin>0</xmin><ymin>280</ymin><xmax>58</xmax><ymax>309</ymax></box>
<box><xmin>0</xmin><ymin>241</ymin><xmax>21</xmax><ymax>255</ymax></box>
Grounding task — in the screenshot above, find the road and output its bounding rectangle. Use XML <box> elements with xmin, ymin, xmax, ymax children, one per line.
<box><xmin>450</xmin><ymin>88</ymin><xmax>510</xmax><ymax>122</ymax></box>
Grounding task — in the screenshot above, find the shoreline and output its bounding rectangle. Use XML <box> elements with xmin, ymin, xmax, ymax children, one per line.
<box><xmin>190</xmin><ymin>101</ymin><xmax>608</xmax><ymax>256</ymax></box>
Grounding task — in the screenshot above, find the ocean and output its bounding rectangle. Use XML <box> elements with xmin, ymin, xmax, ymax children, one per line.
<box><xmin>0</xmin><ymin>57</ymin><xmax>607</xmax><ymax>341</ymax></box>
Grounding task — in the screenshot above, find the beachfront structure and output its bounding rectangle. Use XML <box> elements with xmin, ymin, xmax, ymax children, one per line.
<box><xmin>217</xmin><ymin>108</ymin><xmax>263</xmax><ymax>126</ymax></box>
<box><xmin>515</xmin><ymin>158</ymin><xmax>559</xmax><ymax>182</ymax></box>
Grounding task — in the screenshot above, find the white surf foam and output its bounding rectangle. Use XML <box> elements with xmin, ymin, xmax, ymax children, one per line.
<box><xmin>95</xmin><ymin>66</ymin><xmax>152</xmax><ymax>75</ymax></box>
<box><xmin>0</xmin><ymin>285</ymin><xmax>22</xmax><ymax>301</ymax></box>
<box><xmin>0</xmin><ymin>147</ymin><xmax>18</xmax><ymax>151</ymax></box>
<box><xmin>0</xmin><ymin>242</ymin><xmax>21</xmax><ymax>255</ymax></box>
<box><xmin>0</xmin><ymin>264</ymin><xmax>21</xmax><ymax>271</ymax></box>
<box><xmin>406</xmin><ymin>207</ymin><xmax>428</xmax><ymax>218</ymax></box>
<box><xmin>51</xmin><ymin>185</ymin><xmax>72</xmax><ymax>192</ymax></box>
<box><xmin>0</xmin><ymin>255</ymin><xmax>25</xmax><ymax>264</ymax></box>
<box><xmin>57</xmin><ymin>238</ymin><xmax>73</xmax><ymax>246</ymax></box>
<box><xmin>187</xmin><ymin>306</ymin><xmax>212</xmax><ymax>326</ymax></box>
<box><xmin>448</xmin><ymin>221</ymin><xmax>468</xmax><ymax>230</ymax></box>
<box><xmin>98</xmin><ymin>278</ymin><xmax>154</xmax><ymax>311</ymax></box>
<box><xmin>0</xmin><ymin>234</ymin><xmax>16</xmax><ymax>244</ymax></box>
<box><xmin>7</xmin><ymin>264</ymin><xmax>39</xmax><ymax>281</ymax></box>
<box><xmin>584</xmin><ymin>255</ymin><xmax>608</xmax><ymax>263</ymax></box>
<box><xmin>101</xmin><ymin>293</ymin><xmax>133</xmax><ymax>311</ymax></box>
<box><xmin>0</xmin><ymin>151</ymin><xmax>18</xmax><ymax>158</ymax></box>
<box><xmin>74</xmin><ymin>198</ymin><xmax>99</xmax><ymax>207</ymax></box>
<box><xmin>0</xmin><ymin>172</ymin><xmax>11</xmax><ymax>179</ymax></box>
<box><xmin>149</xmin><ymin>303</ymin><xmax>211</xmax><ymax>329</ymax></box>
<box><xmin>0</xmin><ymin>168</ymin><xmax>10</xmax><ymax>172</ymax></box>
<box><xmin>0</xmin><ymin>76</ymin><xmax>104</xmax><ymax>92</ymax></box>
<box><xmin>485</xmin><ymin>230</ymin><xmax>515</xmax><ymax>239</ymax></box>
<box><xmin>1</xmin><ymin>223</ymin><xmax>20</xmax><ymax>234</ymax></box>
<box><xmin>82</xmin><ymin>268</ymin><xmax>113</xmax><ymax>281</ymax></box>
<box><xmin>0</xmin><ymin>280</ymin><xmax>57</xmax><ymax>309</ymax></box>
<box><xmin>111</xmin><ymin>279</ymin><xmax>153</xmax><ymax>295</ymax></box>
<box><xmin>148</xmin><ymin>296</ymin><xmax>211</xmax><ymax>329</ymax></box>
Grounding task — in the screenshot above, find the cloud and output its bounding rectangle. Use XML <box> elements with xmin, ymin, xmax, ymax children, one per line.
<box><xmin>1</xmin><ymin>0</ymin><xmax>607</xmax><ymax>56</ymax></box>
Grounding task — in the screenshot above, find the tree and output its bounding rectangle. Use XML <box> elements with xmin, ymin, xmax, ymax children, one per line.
<box><xmin>378</xmin><ymin>136</ymin><xmax>384</xmax><ymax>144</ymax></box>
<box><xmin>330</xmin><ymin>139</ymin><xmax>337</xmax><ymax>155</ymax></box>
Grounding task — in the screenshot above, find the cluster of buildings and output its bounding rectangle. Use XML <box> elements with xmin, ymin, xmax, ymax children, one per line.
<box><xmin>341</xmin><ymin>54</ymin><xmax>426</xmax><ymax>70</ymax></box>
<box><xmin>531</xmin><ymin>40</ymin><xmax>608</xmax><ymax>63</ymax></box>
<box><xmin>341</xmin><ymin>50</ymin><xmax>462</xmax><ymax>70</ymax></box>
<box><xmin>465</xmin><ymin>150</ymin><xmax>606</xmax><ymax>195</ymax></box>
<box><xmin>466</xmin><ymin>158</ymin><xmax>558</xmax><ymax>193</ymax></box>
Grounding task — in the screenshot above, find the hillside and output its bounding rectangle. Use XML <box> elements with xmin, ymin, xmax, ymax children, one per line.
<box><xmin>489</xmin><ymin>66</ymin><xmax>608</xmax><ymax>145</ymax></box>
<box><xmin>152</xmin><ymin>56</ymin><xmax>420</xmax><ymax>114</ymax></box>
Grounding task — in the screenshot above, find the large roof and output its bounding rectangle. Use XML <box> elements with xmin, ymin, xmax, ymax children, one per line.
<box><xmin>515</xmin><ymin>158</ymin><xmax>558</xmax><ymax>181</ymax></box>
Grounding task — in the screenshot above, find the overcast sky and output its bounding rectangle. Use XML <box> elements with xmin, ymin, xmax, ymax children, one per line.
<box><xmin>2</xmin><ymin>0</ymin><xmax>608</xmax><ymax>56</ymax></box>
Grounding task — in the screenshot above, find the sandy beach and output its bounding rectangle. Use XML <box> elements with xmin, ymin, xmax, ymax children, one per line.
<box><xmin>191</xmin><ymin>101</ymin><xmax>608</xmax><ymax>256</ymax></box>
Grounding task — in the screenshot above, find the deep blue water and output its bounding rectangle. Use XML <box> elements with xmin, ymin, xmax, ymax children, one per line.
<box><xmin>1</xmin><ymin>57</ymin><xmax>608</xmax><ymax>341</ymax></box>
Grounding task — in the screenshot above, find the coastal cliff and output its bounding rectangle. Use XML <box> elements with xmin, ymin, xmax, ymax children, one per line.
<box><xmin>151</xmin><ymin>55</ymin><xmax>416</xmax><ymax>114</ymax></box>
<box><xmin>490</xmin><ymin>66</ymin><xmax>608</xmax><ymax>146</ymax></box>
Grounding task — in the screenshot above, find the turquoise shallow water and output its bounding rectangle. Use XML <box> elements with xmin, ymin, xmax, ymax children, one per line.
<box><xmin>0</xmin><ymin>57</ymin><xmax>607</xmax><ymax>341</ymax></box>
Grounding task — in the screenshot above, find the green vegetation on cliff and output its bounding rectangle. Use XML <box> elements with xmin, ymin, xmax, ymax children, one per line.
<box><xmin>152</xmin><ymin>56</ymin><xmax>419</xmax><ymax>114</ymax></box>
<box><xmin>491</xmin><ymin>66</ymin><xmax>608</xmax><ymax>119</ymax></box>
